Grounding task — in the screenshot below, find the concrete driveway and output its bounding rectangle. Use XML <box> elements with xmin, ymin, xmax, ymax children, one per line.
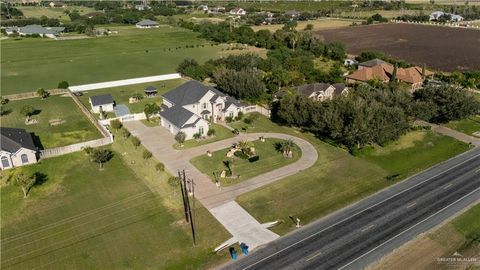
<box><xmin>124</xmin><ymin>121</ymin><xmax>318</xmax><ymax>250</ymax></box>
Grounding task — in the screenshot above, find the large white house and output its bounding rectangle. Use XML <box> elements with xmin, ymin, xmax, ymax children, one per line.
<box><xmin>296</xmin><ymin>83</ymin><xmax>349</xmax><ymax>102</ymax></box>
<box><xmin>160</xmin><ymin>80</ymin><xmax>245</xmax><ymax>139</ymax></box>
<box><xmin>5</xmin><ymin>25</ymin><xmax>65</xmax><ymax>39</ymax></box>
<box><xmin>1</xmin><ymin>127</ymin><xmax>37</xmax><ymax>170</ymax></box>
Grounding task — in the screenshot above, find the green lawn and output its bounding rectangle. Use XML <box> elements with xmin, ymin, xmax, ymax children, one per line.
<box><xmin>234</xmin><ymin>114</ymin><xmax>470</xmax><ymax>235</ymax></box>
<box><xmin>1</xmin><ymin>144</ymin><xmax>231</xmax><ymax>269</ymax></box>
<box><xmin>174</xmin><ymin>124</ymin><xmax>236</xmax><ymax>150</ymax></box>
<box><xmin>1</xmin><ymin>26</ymin><xmax>225</xmax><ymax>94</ymax></box>
<box><xmin>17</xmin><ymin>6</ymin><xmax>97</xmax><ymax>22</ymax></box>
<box><xmin>453</xmin><ymin>204</ymin><xmax>480</xmax><ymax>243</ymax></box>
<box><xmin>78</xmin><ymin>78</ymin><xmax>185</xmax><ymax>114</ymax></box>
<box><xmin>0</xmin><ymin>96</ymin><xmax>102</xmax><ymax>148</ymax></box>
<box><xmin>445</xmin><ymin>116</ymin><xmax>480</xmax><ymax>138</ymax></box>
<box><xmin>191</xmin><ymin>138</ymin><xmax>301</xmax><ymax>186</ymax></box>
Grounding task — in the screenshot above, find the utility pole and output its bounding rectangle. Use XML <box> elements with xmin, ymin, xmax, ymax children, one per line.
<box><xmin>178</xmin><ymin>170</ymin><xmax>189</xmax><ymax>223</ymax></box>
<box><xmin>182</xmin><ymin>170</ymin><xmax>196</xmax><ymax>246</ymax></box>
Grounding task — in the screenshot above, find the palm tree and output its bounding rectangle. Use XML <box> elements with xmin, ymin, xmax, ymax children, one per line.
<box><xmin>280</xmin><ymin>139</ymin><xmax>295</xmax><ymax>158</ymax></box>
<box><xmin>237</xmin><ymin>140</ymin><xmax>254</xmax><ymax>155</ymax></box>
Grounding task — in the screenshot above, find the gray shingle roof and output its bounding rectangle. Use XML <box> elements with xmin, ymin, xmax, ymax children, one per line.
<box><xmin>332</xmin><ymin>83</ymin><xmax>347</xmax><ymax>96</ymax></box>
<box><xmin>159</xmin><ymin>106</ymin><xmax>197</xmax><ymax>128</ymax></box>
<box><xmin>359</xmin><ymin>58</ymin><xmax>389</xmax><ymax>67</ymax></box>
<box><xmin>224</xmin><ymin>96</ymin><xmax>243</xmax><ymax>110</ymax></box>
<box><xmin>136</xmin><ymin>19</ymin><xmax>159</xmax><ymax>26</ymax></box>
<box><xmin>90</xmin><ymin>94</ymin><xmax>114</xmax><ymax>107</ymax></box>
<box><xmin>297</xmin><ymin>83</ymin><xmax>332</xmax><ymax>96</ymax></box>
<box><xmin>1</xmin><ymin>127</ymin><xmax>36</xmax><ymax>152</ymax></box>
<box><xmin>163</xmin><ymin>81</ymin><xmax>224</xmax><ymax>106</ymax></box>
<box><xmin>15</xmin><ymin>25</ymin><xmax>64</xmax><ymax>35</ymax></box>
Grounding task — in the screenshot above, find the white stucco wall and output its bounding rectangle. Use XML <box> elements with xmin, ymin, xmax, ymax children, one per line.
<box><xmin>0</xmin><ymin>148</ymin><xmax>37</xmax><ymax>170</ymax></box>
<box><xmin>91</xmin><ymin>103</ymin><xmax>114</xmax><ymax>113</ymax></box>
<box><xmin>160</xmin><ymin>115</ymin><xmax>210</xmax><ymax>140</ymax></box>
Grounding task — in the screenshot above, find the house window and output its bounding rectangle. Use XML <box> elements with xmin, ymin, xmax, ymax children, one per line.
<box><xmin>229</xmin><ymin>111</ymin><xmax>234</xmax><ymax>117</ymax></box>
<box><xmin>203</xmin><ymin>103</ymin><xmax>208</xmax><ymax>109</ymax></box>
<box><xmin>1</xmin><ymin>156</ymin><xmax>9</xmax><ymax>168</ymax></box>
<box><xmin>21</xmin><ymin>154</ymin><xmax>29</xmax><ymax>164</ymax></box>
<box><xmin>199</xmin><ymin>127</ymin><xmax>204</xmax><ymax>135</ymax></box>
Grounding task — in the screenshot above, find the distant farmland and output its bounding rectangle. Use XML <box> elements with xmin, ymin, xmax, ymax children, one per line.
<box><xmin>317</xmin><ymin>23</ymin><xmax>480</xmax><ymax>72</ymax></box>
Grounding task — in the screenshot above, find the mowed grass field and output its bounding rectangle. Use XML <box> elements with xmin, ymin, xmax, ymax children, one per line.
<box><xmin>78</xmin><ymin>78</ymin><xmax>186</xmax><ymax>114</ymax></box>
<box><xmin>0</xmin><ymin>95</ymin><xmax>102</xmax><ymax>149</ymax></box>
<box><xmin>445</xmin><ymin>115</ymin><xmax>480</xmax><ymax>138</ymax></box>
<box><xmin>17</xmin><ymin>6</ymin><xmax>97</xmax><ymax>22</ymax></box>
<box><xmin>1</xmin><ymin>26</ymin><xmax>223</xmax><ymax>94</ymax></box>
<box><xmin>251</xmin><ymin>19</ymin><xmax>358</xmax><ymax>32</ymax></box>
<box><xmin>1</xmin><ymin>142</ymin><xmax>231</xmax><ymax>269</ymax></box>
<box><xmin>232</xmin><ymin>114</ymin><xmax>470</xmax><ymax>235</ymax></box>
<box><xmin>191</xmin><ymin>138</ymin><xmax>301</xmax><ymax>186</ymax></box>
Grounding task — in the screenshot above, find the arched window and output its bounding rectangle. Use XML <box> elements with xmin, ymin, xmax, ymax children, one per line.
<box><xmin>21</xmin><ymin>154</ymin><xmax>29</xmax><ymax>164</ymax></box>
<box><xmin>1</xmin><ymin>156</ymin><xmax>10</xmax><ymax>168</ymax></box>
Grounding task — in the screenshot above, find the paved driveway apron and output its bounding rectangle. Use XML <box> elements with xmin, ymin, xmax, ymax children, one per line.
<box><xmin>124</xmin><ymin>121</ymin><xmax>318</xmax><ymax>249</ymax></box>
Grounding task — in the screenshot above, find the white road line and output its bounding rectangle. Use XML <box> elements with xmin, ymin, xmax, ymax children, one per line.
<box><xmin>337</xmin><ymin>186</ymin><xmax>480</xmax><ymax>270</ymax></box>
<box><xmin>443</xmin><ymin>183</ymin><xmax>453</xmax><ymax>189</ymax></box>
<box><xmin>406</xmin><ymin>202</ymin><xmax>417</xmax><ymax>208</ymax></box>
<box><xmin>361</xmin><ymin>224</ymin><xmax>376</xmax><ymax>232</ymax></box>
<box><xmin>305</xmin><ymin>250</ymin><xmax>323</xmax><ymax>262</ymax></box>
<box><xmin>241</xmin><ymin>152</ymin><xmax>480</xmax><ymax>270</ymax></box>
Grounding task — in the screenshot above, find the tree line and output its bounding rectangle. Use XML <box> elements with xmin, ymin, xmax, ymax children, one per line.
<box><xmin>177</xmin><ymin>21</ymin><xmax>346</xmax><ymax>102</ymax></box>
<box><xmin>271</xmin><ymin>83</ymin><xmax>480</xmax><ymax>151</ymax></box>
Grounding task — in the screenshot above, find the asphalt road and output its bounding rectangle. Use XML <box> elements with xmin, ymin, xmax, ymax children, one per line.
<box><xmin>224</xmin><ymin>148</ymin><xmax>480</xmax><ymax>270</ymax></box>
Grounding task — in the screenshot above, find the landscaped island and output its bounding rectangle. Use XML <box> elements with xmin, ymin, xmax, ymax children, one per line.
<box><xmin>191</xmin><ymin>138</ymin><xmax>301</xmax><ymax>186</ymax></box>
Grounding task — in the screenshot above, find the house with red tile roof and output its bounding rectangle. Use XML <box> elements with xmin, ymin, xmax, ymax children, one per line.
<box><xmin>345</xmin><ymin>59</ymin><xmax>433</xmax><ymax>92</ymax></box>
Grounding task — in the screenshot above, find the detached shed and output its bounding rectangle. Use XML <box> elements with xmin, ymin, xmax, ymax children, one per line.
<box><xmin>144</xmin><ymin>86</ymin><xmax>158</xmax><ymax>97</ymax></box>
<box><xmin>89</xmin><ymin>94</ymin><xmax>114</xmax><ymax>113</ymax></box>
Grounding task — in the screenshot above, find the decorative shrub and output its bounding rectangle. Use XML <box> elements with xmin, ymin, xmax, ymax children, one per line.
<box><xmin>142</xmin><ymin>150</ymin><xmax>152</xmax><ymax>160</ymax></box>
<box><xmin>155</xmin><ymin>162</ymin><xmax>165</xmax><ymax>172</ymax></box>
<box><xmin>233</xmin><ymin>129</ymin><xmax>240</xmax><ymax>135</ymax></box>
<box><xmin>243</xmin><ymin>118</ymin><xmax>253</xmax><ymax>124</ymax></box>
<box><xmin>207</xmin><ymin>128</ymin><xmax>216</xmax><ymax>136</ymax></box>
<box><xmin>57</xmin><ymin>81</ymin><xmax>69</xmax><ymax>89</ymax></box>
<box><xmin>234</xmin><ymin>150</ymin><xmax>249</xmax><ymax>160</ymax></box>
<box><xmin>193</xmin><ymin>132</ymin><xmax>202</xmax><ymax>139</ymax></box>
<box><xmin>248</xmin><ymin>155</ymin><xmax>260</xmax><ymax>163</ymax></box>
<box><xmin>236</xmin><ymin>111</ymin><xmax>244</xmax><ymax>121</ymax></box>
<box><xmin>225</xmin><ymin>116</ymin><xmax>234</xmax><ymax>123</ymax></box>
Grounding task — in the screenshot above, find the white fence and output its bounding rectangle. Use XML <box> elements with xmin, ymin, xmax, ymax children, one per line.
<box><xmin>244</xmin><ymin>105</ymin><xmax>271</xmax><ymax>117</ymax></box>
<box><xmin>69</xmin><ymin>73</ymin><xmax>182</xmax><ymax>92</ymax></box>
<box><xmin>39</xmin><ymin>136</ymin><xmax>113</xmax><ymax>158</ymax></box>
<box><xmin>391</xmin><ymin>19</ymin><xmax>480</xmax><ymax>29</ymax></box>
<box><xmin>98</xmin><ymin>113</ymin><xmax>147</xmax><ymax>126</ymax></box>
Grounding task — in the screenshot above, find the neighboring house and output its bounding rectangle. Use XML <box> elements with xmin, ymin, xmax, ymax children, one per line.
<box><xmin>1</xmin><ymin>127</ymin><xmax>37</xmax><ymax>170</ymax></box>
<box><xmin>160</xmin><ymin>80</ymin><xmax>245</xmax><ymax>139</ymax></box>
<box><xmin>22</xmin><ymin>0</ymin><xmax>40</xmax><ymax>4</ymax></box>
<box><xmin>285</xmin><ymin>10</ymin><xmax>300</xmax><ymax>18</ymax></box>
<box><xmin>429</xmin><ymin>11</ymin><xmax>464</xmax><ymax>22</ymax></box>
<box><xmin>209</xmin><ymin>6</ymin><xmax>226</xmax><ymax>13</ymax></box>
<box><xmin>89</xmin><ymin>94</ymin><xmax>115</xmax><ymax>113</ymax></box>
<box><xmin>5</xmin><ymin>25</ymin><xmax>64</xmax><ymax>38</ymax></box>
<box><xmin>135</xmin><ymin>4</ymin><xmax>150</xmax><ymax>11</ymax></box>
<box><xmin>229</xmin><ymin>7</ymin><xmax>246</xmax><ymax>16</ymax></box>
<box><xmin>49</xmin><ymin>1</ymin><xmax>66</xmax><ymax>8</ymax></box>
<box><xmin>135</xmin><ymin>19</ymin><xmax>159</xmax><ymax>28</ymax></box>
<box><xmin>296</xmin><ymin>83</ymin><xmax>348</xmax><ymax>102</ymax></box>
<box><xmin>346</xmin><ymin>59</ymin><xmax>434</xmax><ymax>91</ymax></box>
<box><xmin>198</xmin><ymin>4</ymin><xmax>209</xmax><ymax>11</ymax></box>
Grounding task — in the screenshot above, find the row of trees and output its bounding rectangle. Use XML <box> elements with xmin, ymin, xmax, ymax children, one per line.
<box><xmin>177</xmin><ymin>21</ymin><xmax>347</xmax><ymax>102</ymax></box>
<box><xmin>272</xmin><ymin>83</ymin><xmax>480</xmax><ymax>150</ymax></box>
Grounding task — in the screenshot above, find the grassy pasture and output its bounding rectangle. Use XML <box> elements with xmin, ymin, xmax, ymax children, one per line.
<box><xmin>0</xmin><ymin>95</ymin><xmax>102</xmax><ymax>149</ymax></box>
<box><xmin>17</xmin><ymin>6</ymin><xmax>97</xmax><ymax>22</ymax></box>
<box><xmin>0</xmin><ymin>142</ymin><xmax>231</xmax><ymax>269</ymax></box>
<box><xmin>251</xmin><ymin>19</ymin><xmax>357</xmax><ymax>32</ymax></box>
<box><xmin>191</xmin><ymin>138</ymin><xmax>301</xmax><ymax>186</ymax></box>
<box><xmin>232</xmin><ymin>114</ymin><xmax>469</xmax><ymax>235</ymax></box>
<box><xmin>1</xmin><ymin>26</ymin><xmax>222</xmax><ymax>94</ymax></box>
